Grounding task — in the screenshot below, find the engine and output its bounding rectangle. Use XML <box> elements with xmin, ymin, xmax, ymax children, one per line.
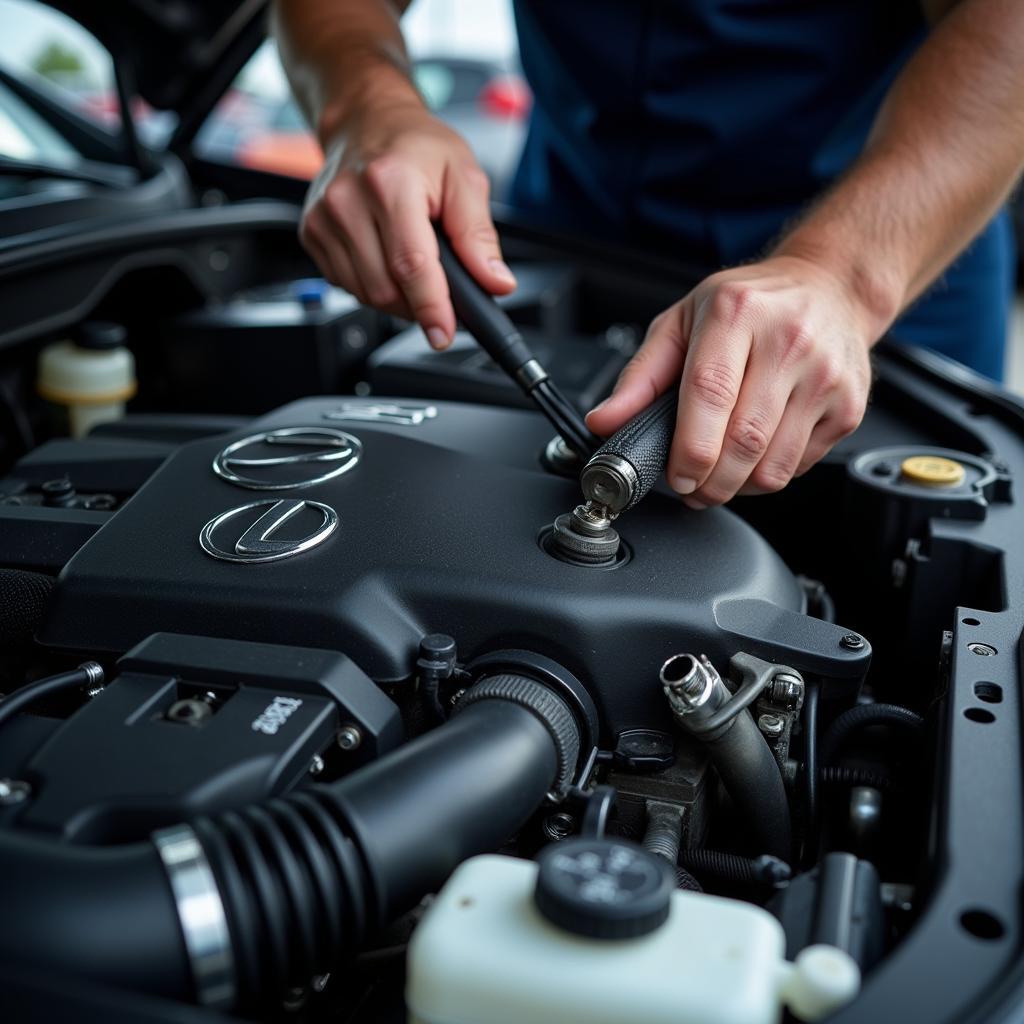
<box><xmin>1</xmin><ymin>246</ymin><xmax>1021</xmax><ymax>1024</ymax></box>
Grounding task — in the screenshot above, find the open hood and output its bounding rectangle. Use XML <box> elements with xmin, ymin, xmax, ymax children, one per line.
<box><xmin>41</xmin><ymin>0</ymin><xmax>268</xmax><ymax>131</ymax></box>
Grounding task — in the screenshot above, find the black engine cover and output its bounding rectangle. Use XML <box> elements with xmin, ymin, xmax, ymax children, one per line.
<box><xmin>39</xmin><ymin>398</ymin><xmax>818</xmax><ymax>735</ymax></box>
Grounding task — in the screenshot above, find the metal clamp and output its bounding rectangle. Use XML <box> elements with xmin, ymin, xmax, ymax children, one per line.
<box><xmin>153</xmin><ymin>824</ymin><xmax>235</xmax><ymax>1009</ymax></box>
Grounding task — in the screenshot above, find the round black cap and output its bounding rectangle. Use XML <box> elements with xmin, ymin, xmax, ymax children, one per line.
<box><xmin>73</xmin><ymin>320</ymin><xmax>126</xmax><ymax>350</ymax></box>
<box><xmin>534</xmin><ymin>838</ymin><xmax>674</xmax><ymax>939</ymax></box>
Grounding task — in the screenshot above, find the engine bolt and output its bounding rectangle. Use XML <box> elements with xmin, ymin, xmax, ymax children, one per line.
<box><xmin>542</xmin><ymin>812</ymin><xmax>575</xmax><ymax>842</ymax></box>
<box><xmin>840</xmin><ymin>633</ymin><xmax>865</xmax><ymax>651</ymax></box>
<box><xmin>336</xmin><ymin>723</ymin><xmax>363</xmax><ymax>751</ymax></box>
<box><xmin>309</xmin><ymin>754</ymin><xmax>325</xmax><ymax>777</ymax></box>
<box><xmin>968</xmin><ymin>643</ymin><xmax>997</xmax><ymax>657</ymax></box>
<box><xmin>0</xmin><ymin>778</ymin><xmax>31</xmax><ymax>805</ymax></box>
<box><xmin>757</xmin><ymin>713</ymin><xmax>785</xmax><ymax>738</ymax></box>
<box><xmin>769</xmin><ymin>673</ymin><xmax>804</xmax><ymax>709</ymax></box>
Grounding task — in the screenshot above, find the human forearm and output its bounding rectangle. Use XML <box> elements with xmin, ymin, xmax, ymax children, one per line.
<box><xmin>275</xmin><ymin>0</ymin><xmax>513</xmax><ymax>346</ymax></box>
<box><xmin>778</xmin><ymin>0</ymin><xmax>1024</xmax><ymax>331</ymax></box>
<box><xmin>272</xmin><ymin>0</ymin><xmax>421</xmax><ymax>147</ymax></box>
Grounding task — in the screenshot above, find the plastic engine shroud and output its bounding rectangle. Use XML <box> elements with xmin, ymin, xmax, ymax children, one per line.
<box><xmin>39</xmin><ymin>398</ymin><xmax>808</xmax><ymax>735</ymax></box>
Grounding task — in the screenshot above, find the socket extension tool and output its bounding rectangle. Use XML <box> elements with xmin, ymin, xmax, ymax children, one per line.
<box><xmin>553</xmin><ymin>390</ymin><xmax>680</xmax><ymax>566</ymax></box>
<box><xmin>435</xmin><ymin>227</ymin><xmax>598</xmax><ymax>459</ymax></box>
<box><xmin>435</xmin><ymin>227</ymin><xmax>680</xmax><ymax>564</ymax></box>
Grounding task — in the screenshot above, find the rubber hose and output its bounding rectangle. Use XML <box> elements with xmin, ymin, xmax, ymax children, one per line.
<box><xmin>820</xmin><ymin>766</ymin><xmax>895</xmax><ymax>791</ymax></box>
<box><xmin>801</xmin><ymin>681</ymin><xmax>820</xmax><ymax>868</ymax></box>
<box><xmin>675</xmin><ymin>865</ymin><xmax>703</xmax><ymax>892</ymax></box>
<box><xmin>820</xmin><ymin>703</ymin><xmax>924</xmax><ymax>769</ymax></box>
<box><xmin>0</xmin><ymin>662</ymin><xmax>102</xmax><ymax>730</ymax></box>
<box><xmin>704</xmin><ymin>709</ymin><xmax>792</xmax><ymax>862</ymax></box>
<box><xmin>679</xmin><ymin>848</ymin><xmax>791</xmax><ymax>887</ymax></box>
<box><xmin>0</xmin><ymin>680</ymin><xmax>576</xmax><ymax>1009</ymax></box>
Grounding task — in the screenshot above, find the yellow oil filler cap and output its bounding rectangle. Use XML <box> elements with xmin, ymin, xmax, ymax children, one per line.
<box><xmin>900</xmin><ymin>454</ymin><xmax>966</xmax><ymax>488</ymax></box>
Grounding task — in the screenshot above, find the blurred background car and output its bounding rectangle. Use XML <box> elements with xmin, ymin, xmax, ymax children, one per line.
<box><xmin>200</xmin><ymin>53</ymin><xmax>530</xmax><ymax>196</ymax></box>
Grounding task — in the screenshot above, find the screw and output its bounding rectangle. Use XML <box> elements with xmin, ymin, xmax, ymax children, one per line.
<box><xmin>309</xmin><ymin>754</ymin><xmax>325</xmax><ymax>777</ymax></box>
<box><xmin>769</xmin><ymin>673</ymin><xmax>804</xmax><ymax>709</ymax></box>
<box><xmin>542</xmin><ymin>812</ymin><xmax>575</xmax><ymax>841</ymax></box>
<box><xmin>757</xmin><ymin>713</ymin><xmax>785</xmax><ymax>738</ymax></box>
<box><xmin>449</xmin><ymin>688</ymin><xmax>467</xmax><ymax>708</ymax></box>
<box><xmin>0</xmin><ymin>779</ymin><xmax>31</xmax><ymax>805</ymax></box>
<box><xmin>840</xmin><ymin>633</ymin><xmax>865</xmax><ymax>651</ymax></box>
<box><xmin>336</xmin><ymin>724</ymin><xmax>363</xmax><ymax>751</ymax></box>
<box><xmin>40</xmin><ymin>477</ymin><xmax>75</xmax><ymax>506</ymax></box>
<box><xmin>968</xmin><ymin>643</ymin><xmax>997</xmax><ymax>657</ymax></box>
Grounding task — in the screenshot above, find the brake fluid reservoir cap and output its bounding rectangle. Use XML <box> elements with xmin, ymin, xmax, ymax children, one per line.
<box><xmin>534</xmin><ymin>838</ymin><xmax>674</xmax><ymax>939</ymax></box>
<box><xmin>900</xmin><ymin>454</ymin><xmax>965</xmax><ymax>487</ymax></box>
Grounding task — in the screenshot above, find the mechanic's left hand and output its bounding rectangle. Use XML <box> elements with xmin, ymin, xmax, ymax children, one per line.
<box><xmin>586</xmin><ymin>254</ymin><xmax>881</xmax><ymax>508</ymax></box>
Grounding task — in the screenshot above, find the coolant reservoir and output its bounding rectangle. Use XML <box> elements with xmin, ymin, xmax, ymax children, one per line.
<box><xmin>407</xmin><ymin>843</ymin><xmax>860</xmax><ymax>1024</ymax></box>
<box><xmin>38</xmin><ymin>321</ymin><xmax>136</xmax><ymax>438</ymax></box>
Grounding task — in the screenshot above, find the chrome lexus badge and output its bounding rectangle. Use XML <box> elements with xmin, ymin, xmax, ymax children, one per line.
<box><xmin>324</xmin><ymin>401</ymin><xmax>437</xmax><ymax>426</ymax></box>
<box><xmin>199</xmin><ymin>498</ymin><xmax>338</xmax><ymax>563</ymax></box>
<box><xmin>213</xmin><ymin>426</ymin><xmax>362</xmax><ymax>490</ymax></box>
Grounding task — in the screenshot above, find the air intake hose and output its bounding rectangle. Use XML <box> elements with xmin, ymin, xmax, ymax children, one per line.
<box><xmin>0</xmin><ymin>673</ymin><xmax>583</xmax><ymax>1010</ymax></box>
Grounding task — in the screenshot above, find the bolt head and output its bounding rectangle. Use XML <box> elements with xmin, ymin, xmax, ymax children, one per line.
<box><xmin>336</xmin><ymin>724</ymin><xmax>363</xmax><ymax>751</ymax></box>
<box><xmin>769</xmin><ymin>673</ymin><xmax>804</xmax><ymax>709</ymax></box>
<box><xmin>968</xmin><ymin>643</ymin><xmax>997</xmax><ymax>657</ymax></box>
<box><xmin>840</xmin><ymin>633</ymin><xmax>865</xmax><ymax>651</ymax></box>
<box><xmin>309</xmin><ymin>754</ymin><xmax>325</xmax><ymax>776</ymax></box>
<box><xmin>757</xmin><ymin>713</ymin><xmax>785</xmax><ymax>738</ymax></box>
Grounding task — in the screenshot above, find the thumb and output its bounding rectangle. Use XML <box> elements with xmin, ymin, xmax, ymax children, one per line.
<box><xmin>586</xmin><ymin>303</ymin><xmax>691</xmax><ymax>436</ymax></box>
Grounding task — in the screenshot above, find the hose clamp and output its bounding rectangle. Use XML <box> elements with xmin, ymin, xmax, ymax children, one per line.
<box><xmin>153</xmin><ymin>823</ymin><xmax>235</xmax><ymax>1009</ymax></box>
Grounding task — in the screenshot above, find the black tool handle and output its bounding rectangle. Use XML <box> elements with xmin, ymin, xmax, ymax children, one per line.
<box><xmin>435</xmin><ymin>227</ymin><xmax>535</xmax><ymax>379</ymax></box>
<box><xmin>589</xmin><ymin>390</ymin><xmax>679</xmax><ymax>512</ymax></box>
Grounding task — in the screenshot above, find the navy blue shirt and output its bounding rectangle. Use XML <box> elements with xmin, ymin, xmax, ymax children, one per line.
<box><xmin>510</xmin><ymin>0</ymin><xmax>1012</xmax><ymax>380</ymax></box>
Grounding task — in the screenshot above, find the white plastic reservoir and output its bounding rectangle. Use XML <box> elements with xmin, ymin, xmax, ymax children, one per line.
<box><xmin>407</xmin><ymin>852</ymin><xmax>860</xmax><ymax>1024</ymax></box>
<box><xmin>38</xmin><ymin>321</ymin><xmax>136</xmax><ymax>438</ymax></box>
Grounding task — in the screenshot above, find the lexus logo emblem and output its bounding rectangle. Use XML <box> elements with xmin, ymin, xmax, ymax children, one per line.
<box><xmin>199</xmin><ymin>498</ymin><xmax>338</xmax><ymax>563</ymax></box>
<box><xmin>213</xmin><ymin>426</ymin><xmax>362</xmax><ymax>490</ymax></box>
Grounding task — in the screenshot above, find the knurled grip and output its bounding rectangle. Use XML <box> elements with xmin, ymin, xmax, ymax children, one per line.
<box><xmin>583</xmin><ymin>391</ymin><xmax>679</xmax><ymax>513</ymax></box>
<box><xmin>454</xmin><ymin>673</ymin><xmax>581</xmax><ymax>792</ymax></box>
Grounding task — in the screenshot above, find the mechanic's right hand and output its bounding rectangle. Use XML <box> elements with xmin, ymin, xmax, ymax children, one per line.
<box><xmin>299</xmin><ymin>101</ymin><xmax>516</xmax><ymax>350</ymax></box>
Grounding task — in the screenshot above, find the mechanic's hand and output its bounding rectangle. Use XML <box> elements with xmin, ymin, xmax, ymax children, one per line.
<box><xmin>299</xmin><ymin>101</ymin><xmax>516</xmax><ymax>349</ymax></box>
<box><xmin>586</xmin><ymin>255</ymin><xmax>878</xmax><ymax>508</ymax></box>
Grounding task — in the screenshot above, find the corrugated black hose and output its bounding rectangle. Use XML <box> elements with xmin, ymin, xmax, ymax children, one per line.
<box><xmin>0</xmin><ymin>673</ymin><xmax>583</xmax><ymax>1011</ymax></box>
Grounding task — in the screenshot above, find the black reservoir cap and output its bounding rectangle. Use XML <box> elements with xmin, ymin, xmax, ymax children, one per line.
<box><xmin>534</xmin><ymin>838</ymin><xmax>674</xmax><ymax>940</ymax></box>
<box><xmin>74</xmin><ymin>320</ymin><xmax>127</xmax><ymax>350</ymax></box>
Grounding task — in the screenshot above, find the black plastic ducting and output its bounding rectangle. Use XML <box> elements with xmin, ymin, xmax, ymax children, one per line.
<box><xmin>0</xmin><ymin>674</ymin><xmax>582</xmax><ymax>1009</ymax></box>
<box><xmin>454</xmin><ymin>672</ymin><xmax>581</xmax><ymax>791</ymax></box>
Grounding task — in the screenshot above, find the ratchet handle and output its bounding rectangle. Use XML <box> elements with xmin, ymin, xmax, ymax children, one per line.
<box><xmin>434</xmin><ymin>226</ymin><xmax>534</xmax><ymax>379</ymax></box>
<box><xmin>581</xmin><ymin>391</ymin><xmax>679</xmax><ymax>514</ymax></box>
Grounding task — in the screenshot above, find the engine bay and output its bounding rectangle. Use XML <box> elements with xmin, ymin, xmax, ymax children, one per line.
<box><xmin>1</xmin><ymin>209</ymin><xmax>1023</xmax><ymax>1024</ymax></box>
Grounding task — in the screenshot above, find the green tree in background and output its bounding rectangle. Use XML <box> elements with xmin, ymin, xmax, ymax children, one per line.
<box><xmin>31</xmin><ymin>40</ymin><xmax>84</xmax><ymax>81</ymax></box>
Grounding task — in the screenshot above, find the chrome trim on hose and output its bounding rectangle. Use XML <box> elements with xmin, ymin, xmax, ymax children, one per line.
<box><xmin>153</xmin><ymin>824</ymin><xmax>235</xmax><ymax>1009</ymax></box>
